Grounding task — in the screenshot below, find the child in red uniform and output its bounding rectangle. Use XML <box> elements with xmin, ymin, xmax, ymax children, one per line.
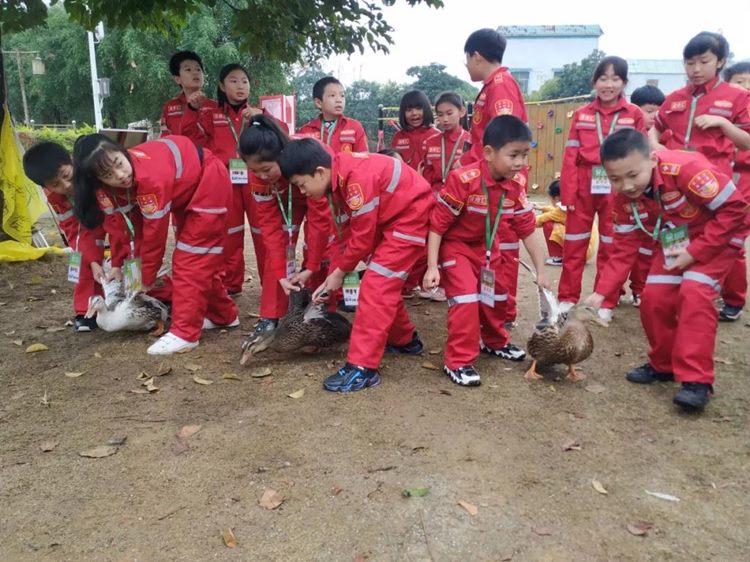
<box><xmin>557</xmin><ymin>56</ymin><xmax>646</xmax><ymax>323</ymax></box>
<box><xmin>23</xmin><ymin>142</ymin><xmax>101</xmax><ymax>332</ymax></box>
<box><xmin>585</xmin><ymin>129</ymin><xmax>749</xmax><ymax>411</ymax></box>
<box><xmin>390</xmin><ymin>90</ymin><xmax>439</xmax><ymax>170</ymax></box>
<box><xmin>423</xmin><ymin>116</ymin><xmax>548</xmax><ymax>387</ymax></box>
<box><xmin>160</xmin><ymin>51</ymin><xmax>217</xmax><ymax>142</ymax></box>
<box><xmin>279</xmin><ymin>139</ymin><xmax>432</xmax><ymax>392</ymax></box>
<box><xmin>74</xmin><ymin>134</ymin><xmax>239</xmax><ymax>355</ymax></box>
<box><xmin>237</xmin><ymin>115</ymin><xmax>330</xmax><ymax>342</ymax></box>
<box><xmin>421</xmin><ymin>92</ymin><xmax>471</xmax><ymax>192</ymax></box>
<box><xmin>719</xmin><ymin>61</ymin><xmax>750</xmax><ymax>322</ymax></box>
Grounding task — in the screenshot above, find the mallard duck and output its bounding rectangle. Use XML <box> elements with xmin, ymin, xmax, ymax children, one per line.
<box><xmin>524</xmin><ymin>284</ymin><xmax>595</xmax><ymax>382</ymax></box>
<box><xmin>86</xmin><ymin>277</ymin><xmax>168</xmax><ymax>334</ymax></box>
<box><xmin>240</xmin><ymin>288</ymin><xmax>351</xmax><ymax>364</ymax></box>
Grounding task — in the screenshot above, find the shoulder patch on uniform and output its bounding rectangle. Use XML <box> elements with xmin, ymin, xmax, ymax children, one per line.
<box><xmin>472</xmin><ymin>109</ymin><xmax>483</xmax><ymax>125</ymax></box>
<box><xmin>661</xmin><ymin>190</ymin><xmax>681</xmax><ymax>202</ymax></box>
<box><xmin>459</xmin><ymin>168</ymin><xmax>481</xmax><ymax>183</ymax></box>
<box><xmin>494</xmin><ymin>99</ymin><xmax>514</xmax><ymax>115</ymax></box>
<box><xmin>136</xmin><ymin>193</ymin><xmax>159</xmax><ymax>214</ymax></box>
<box><xmin>341</xmin><ymin>144</ymin><xmax>353</xmax><ymax>152</ymax></box>
<box><xmin>688</xmin><ymin>170</ymin><xmax>720</xmax><ymax>198</ymax></box>
<box><xmin>96</xmin><ymin>191</ymin><xmax>114</xmax><ymax>209</ymax></box>
<box><xmin>679</xmin><ymin>203</ymin><xmax>699</xmax><ymax>218</ymax></box>
<box><xmin>670</xmin><ymin>100</ymin><xmax>687</xmax><ymax>111</ymax></box>
<box><xmin>660</xmin><ymin>162</ymin><xmax>681</xmax><ymax>176</ymax></box>
<box><xmin>714</xmin><ymin>100</ymin><xmax>733</xmax><ymax>108</ymax></box>
<box><xmin>128</xmin><ymin>149</ymin><xmax>150</xmax><ymax>160</ymax></box>
<box><xmin>344</xmin><ymin>183</ymin><xmax>364</xmax><ymax>210</ymax></box>
<box><xmin>440</xmin><ymin>191</ymin><xmax>465</xmax><ymax>214</ymax></box>
<box><xmin>493</xmin><ymin>73</ymin><xmax>504</xmax><ymax>84</ymax></box>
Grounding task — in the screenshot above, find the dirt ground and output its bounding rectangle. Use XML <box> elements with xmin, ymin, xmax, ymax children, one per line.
<box><xmin>1</xmin><ymin>216</ymin><xmax>749</xmax><ymax>562</ymax></box>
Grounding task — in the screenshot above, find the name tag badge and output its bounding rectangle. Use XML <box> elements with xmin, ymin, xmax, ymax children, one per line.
<box><xmin>479</xmin><ymin>266</ymin><xmax>495</xmax><ymax>307</ymax></box>
<box><xmin>124</xmin><ymin>257</ymin><xmax>143</xmax><ymax>292</ymax></box>
<box><xmin>285</xmin><ymin>244</ymin><xmax>296</xmax><ymax>280</ymax></box>
<box><xmin>342</xmin><ymin>271</ymin><xmax>360</xmax><ymax>308</ymax></box>
<box><xmin>67</xmin><ymin>251</ymin><xmax>82</xmax><ymax>283</ymax></box>
<box><xmin>229</xmin><ymin>158</ymin><xmax>248</xmax><ymax>185</ymax></box>
<box><xmin>590</xmin><ymin>166</ymin><xmax>612</xmax><ymax>195</ymax></box>
<box><xmin>660</xmin><ymin>225</ymin><xmax>690</xmax><ymax>268</ymax></box>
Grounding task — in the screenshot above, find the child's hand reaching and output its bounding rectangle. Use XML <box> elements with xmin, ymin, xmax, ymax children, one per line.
<box><xmin>422</xmin><ymin>266</ymin><xmax>440</xmax><ymax>291</ymax></box>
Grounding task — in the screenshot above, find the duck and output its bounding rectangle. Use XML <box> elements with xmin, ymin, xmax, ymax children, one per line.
<box><xmin>86</xmin><ymin>276</ymin><xmax>169</xmax><ymax>334</ymax></box>
<box><xmin>240</xmin><ymin>287</ymin><xmax>351</xmax><ymax>365</ymax></box>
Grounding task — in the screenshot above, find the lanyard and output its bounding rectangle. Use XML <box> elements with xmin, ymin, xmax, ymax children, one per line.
<box><xmin>225</xmin><ymin>110</ymin><xmax>244</xmax><ymax>155</ymax></box>
<box><xmin>481</xmin><ymin>179</ymin><xmax>506</xmax><ymax>264</ymax></box>
<box><xmin>441</xmin><ymin>132</ymin><xmax>463</xmax><ymax>182</ymax></box>
<box><xmin>111</xmin><ymin>188</ymin><xmax>136</xmax><ymax>257</ymax></box>
<box><xmin>274</xmin><ymin>184</ymin><xmax>293</xmax><ymax>240</ymax></box>
<box><xmin>684</xmin><ymin>93</ymin><xmax>704</xmax><ymax>149</ymax></box>
<box><xmin>595</xmin><ymin>111</ymin><xmax>620</xmax><ymax>145</ymax></box>
<box><xmin>630</xmin><ymin>202</ymin><xmax>662</xmax><ymax>240</ymax></box>
<box><xmin>326</xmin><ymin>192</ymin><xmax>343</xmax><ymax>240</ymax></box>
<box><xmin>321</xmin><ymin>119</ymin><xmax>338</xmax><ymax>145</ymax></box>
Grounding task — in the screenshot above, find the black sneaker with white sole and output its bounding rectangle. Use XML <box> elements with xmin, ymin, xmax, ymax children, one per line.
<box><xmin>480</xmin><ymin>342</ymin><xmax>526</xmax><ymax>361</ymax></box>
<box><xmin>718</xmin><ymin>304</ymin><xmax>743</xmax><ymax>322</ymax></box>
<box><xmin>443</xmin><ymin>365</ymin><xmax>481</xmax><ymax>386</ymax></box>
<box><xmin>74</xmin><ymin>315</ymin><xmax>97</xmax><ymax>332</ymax></box>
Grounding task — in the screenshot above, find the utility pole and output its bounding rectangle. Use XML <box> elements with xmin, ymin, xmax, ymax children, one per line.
<box><xmin>87</xmin><ymin>30</ymin><xmax>103</xmax><ymax>130</ymax></box>
<box><xmin>14</xmin><ymin>49</ymin><xmax>29</xmax><ymax>124</ymax></box>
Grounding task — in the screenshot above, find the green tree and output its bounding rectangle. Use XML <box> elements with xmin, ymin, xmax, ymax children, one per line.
<box><xmin>535</xmin><ymin>49</ymin><xmax>604</xmax><ymax>100</ymax></box>
<box><xmin>290</xmin><ymin>63</ymin><xmax>331</xmax><ymax>127</ymax></box>
<box><xmin>405</xmin><ymin>63</ymin><xmax>477</xmax><ymax>103</ymax></box>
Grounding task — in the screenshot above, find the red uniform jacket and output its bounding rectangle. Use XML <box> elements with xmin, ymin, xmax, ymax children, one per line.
<box><xmin>462</xmin><ymin>66</ymin><xmax>528</xmax><ymax>165</ymax></box>
<box><xmin>249</xmin><ymin>174</ymin><xmax>330</xmax><ymax>281</ymax></box>
<box><xmin>160</xmin><ymin>92</ymin><xmax>219</xmax><ymax>143</ymax></box>
<box><xmin>421</xmin><ymin>127</ymin><xmax>471</xmax><ymax>192</ymax></box>
<box><xmin>655</xmin><ymin>77</ymin><xmax>750</xmax><ymax>176</ymax></box>
<box><xmin>45</xmin><ymin>190</ymin><xmax>106</xmax><ymax>262</ymax></box>
<box><xmin>328</xmin><ymin>152</ymin><xmax>432</xmax><ymax>272</ymax></box>
<box><xmin>93</xmin><ymin>188</ymin><xmax>144</xmax><ymax>268</ymax></box>
<box><xmin>298</xmin><ymin>115</ymin><xmax>369</xmax><ymax>153</ymax></box>
<box><xmin>429</xmin><ymin>161</ymin><xmax>536</xmax><ymax>249</ymax></box>
<box><xmin>561</xmin><ymin>96</ymin><xmax>647</xmax><ymax>207</ymax></box>
<box><xmin>390</xmin><ymin>126</ymin><xmax>439</xmax><ymax>170</ymax></box>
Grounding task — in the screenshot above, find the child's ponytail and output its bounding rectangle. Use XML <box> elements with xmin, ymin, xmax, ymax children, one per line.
<box><xmin>239</xmin><ymin>114</ymin><xmax>289</xmax><ymax>162</ymax></box>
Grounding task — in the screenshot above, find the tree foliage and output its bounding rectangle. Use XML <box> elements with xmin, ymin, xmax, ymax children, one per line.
<box><xmin>405</xmin><ymin>63</ymin><xmax>477</xmax><ymax>103</ymax></box>
<box><xmin>534</xmin><ymin>49</ymin><xmax>604</xmax><ymax>101</ymax></box>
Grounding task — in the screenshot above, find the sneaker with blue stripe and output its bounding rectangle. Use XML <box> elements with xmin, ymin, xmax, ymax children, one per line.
<box><xmin>323</xmin><ymin>363</ymin><xmax>381</xmax><ymax>393</ymax></box>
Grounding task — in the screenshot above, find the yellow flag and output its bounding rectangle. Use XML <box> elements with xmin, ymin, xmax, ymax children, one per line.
<box><xmin>0</xmin><ymin>106</ymin><xmax>48</xmax><ymax>243</ymax></box>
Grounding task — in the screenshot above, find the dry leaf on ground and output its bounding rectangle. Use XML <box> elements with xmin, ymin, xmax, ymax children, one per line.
<box><xmin>177</xmin><ymin>425</ymin><xmax>201</xmax><ymax>439</ymax></box>
<box><xmin>585</xmin><ymin>383</ymin><xmax>606</xmax><ymax>394</ymax></box>
<box><xmin>39</xmin><ymin>440</ymin><xmax>58</xmax><ymax>452</ymax></box>
<box><xmin>532</xmin><ymin>526</ymin><xmax>553</xmax><ymax>536</ymax></box>
<box><xmin>136</xmin><ymin>371</ymin><xmax>150</xmax><ymax>381</ymax></box>
<box><xmin>79</xmin><ymin>445</ymin><xmax>118</xmax><ymax>458</ymax></box>
<box><xmin>25</xmin><ymin>343</ymin><xmax>48</xmax><ymax>353</ymax></box>
<box><xmin>421</xmin><ymin>361</ymin><xmax>439</xmax><ymax>370</ymax></box>
<box><xmin>157</xmin><ymin>364</ymin><xmax>173</xmax><ymax>376</ymax></box>
<box><xmin>627</xmin><ymin>521</ymin><xmax>653</xmax><ymax>536</ymax></box>
<box><xmin>645</xmin><ymin>490</ymin><xmax>680</xmax><ymax>502</ymax></box>
<box><xmin>222</xmin><ymin>373</ymin><xmax>242</xmax><ymax>381</ymax></box>
<box><xmin>592</xmin><ymin>479</ymin><xmax>608</xmax><ymax>495</ymax></box>
<box><xmin>258</xmin><ymin>489</ymin><xmax>284</xmax><ymax>509</ymax></box>
<box><xmin>185</xmin><ymin>363</ymin><xmax>201</xmax><ymax>372</ymax></box>
<box><xmin>193</xmin><ymin>375</ymin><xmax>213</xmax><ymax>385</ymax></box>
<box><xmin>288</xmin><ymin>389</ymin><xmax>305</xmax><ymax>399</ymax></box>
<box><xmin>562</xmin><ymin>439</ymin><xmax>582</xmax><ymax>451</ymax></box>
<box><xmin>251</xmin><ymin>367</ymin><xmax>273</xmax><ymax>378</ymax></box>
<box><xmin>107</xmin><ymin>436</ymin><xmax>127</xmax><ymax>446</ymax></box>
<box><xmin>221</xmin><ymin>528</ymin><xmax>238</xmax><ymax>548</ymax></box>
<box><xmin>64</xmin><ymin>371</ymin><xmax>86</xmax><ymax>378</ymax></box>
<box><xmin>458</xmin><ymin>500</ymin><xmax>478</xmax><ymax>516</ymax></box>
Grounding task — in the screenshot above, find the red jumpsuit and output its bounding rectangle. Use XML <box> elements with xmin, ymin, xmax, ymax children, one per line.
<box><xmin>722</xmin><ymin>149</ymin><xmax>750</xmax><ymax>308</ymax></box>
<box><xmin>126</xmin><ymin>135</ymin><xmax>238</xmax><ymax>342</ymax></box>
<box><xmin>250</xmin><ymin>174</ymin><xmax>329</xmax><ymax>318</ymax></box>
<box><xmin>45</xmin><ymin>191</ymin><xmax>105</xmax><ymax>315</ymax></box>
<box><xmin>390</xmin><ymin>126</ymin><xmax>439</xmax><ymax>170</ymax></box>
<box><xmin>602</xmin><ymin>150</ymin><xmax>749</xmax><ymax>385</ymax></box>
<box><xmin>429</xmin><ymin>162</ymin><xmax>535</xmax><ymax>370</ymax></box>
<box><xmin>298</xmin><ymin>114</ymin><xmax>370</xmax><ymax>291</ymax></box>
<box><xmin>421</xmin><ymin>127</ymin><xmax>471</xmax><ymax>193</ymax></box>
<box><xmin>326</xmin><ymin>152</ymin><xmax>433</xmax><ymax>370</ymax></box>
<box><xmin>557</xmin><ymin>96</ymin><xmax>646</xmax><ymax>308</ymax></box>
<box><xmin>160</xmin><ymin>93</ymin><xmax>218</xmax><ymax>142</ymax></box>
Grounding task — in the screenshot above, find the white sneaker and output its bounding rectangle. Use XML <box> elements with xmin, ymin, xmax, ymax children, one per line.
<box><xmin>202</xmin><ymin>316</ymin><xmax>240</xmax><ymax>330</ymax></box>
<box><xmin>545</xmin><ymin>257</ymin><xmax>563</xmax><ymax>266</ymax></box>
<box><xmin>147</xmin><ymin>332</ymin><xmax>199</xmax><ymax>355</ymax></box>
<box><xmin>559</xmin><ymin>301</ymin><xmax>575</xmax><ymax>314</ymax></box>
<box><xmin>597</xmin><ymin>308</ymin><xmax>613</xmax><ymax>324</ymax></box>
<box><xmin>418</xmin><ymin>287</ymin><xmax>447</xmax><ymax>302</ymax></box>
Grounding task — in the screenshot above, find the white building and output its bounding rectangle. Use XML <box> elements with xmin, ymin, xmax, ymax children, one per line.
<box><xmin>498</xmin><ymin>25</ymin><xmax>603</xmax><ymax>94</ymax></box>
<box><xmin>625</xmin><ymin>59</ymin><xmax>686</xmax><ymax>96</ymax></box>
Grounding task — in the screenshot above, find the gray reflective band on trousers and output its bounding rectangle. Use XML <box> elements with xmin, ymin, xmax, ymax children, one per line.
<box><xmin>367</xmin><ymin>260</ymin><xmax>408</xmax><ymax>280</ymax></box>
<box><xmin>175</xmin><ymin>241</ymin><xmax>223</xmax><ymax>254</ymax></box>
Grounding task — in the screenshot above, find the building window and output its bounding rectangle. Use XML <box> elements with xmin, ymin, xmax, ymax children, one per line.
<box><xmin>510</xmin><ymin>70</ymin><xmax>530</xmax><ymax>94</ymax></box>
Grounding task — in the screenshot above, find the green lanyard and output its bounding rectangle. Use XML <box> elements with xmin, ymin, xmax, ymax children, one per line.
<box><xmin>321</xmin><ymin>119</ymin><xmax>338</xmax><ymax>145</ymax></box>
<box><xmin>326</xmin><ymin>192</ymin><xmax>343</xmax><ymax>240</ymax></box>
<box><xmin>274</xmin><ymin>185</ymin><xmax>293</xmax><ymax>241</ymax></box>
<box><xmin>595</xmin><ymin>111</ymin><xmax>620</xmax><ymax>145</ymax></box>
<box><xmin>225</xmin><ymin>110</ymin><xmax>244</xmax><ymax>155</ymax></box>
<box><xmin>481</xmin><ymin>179</ymin><xmax>506</xmax><ymax>264</ymax></box>
<box><xmin>630</xmin><ymin>196</ymin><xmax>662</xmax><ymax>240</ymax></box>
<box><xmin>112</xmin><ymin>188</ymin><xmax>136</xmax><ymax>257</ymax></box>
<box><xmin>441</xmin><ymin>132</ymin><xmax>463</xmax><ymax>182</ymax></box>
<box><xmin>684</xmin><ymin>94</ymin><xmax>705</xmax><ymax>149</ymax></box>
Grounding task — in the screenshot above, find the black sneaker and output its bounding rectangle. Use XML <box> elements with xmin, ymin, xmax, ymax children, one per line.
<box><xmin>443</xmin><ymin>365</ymin><xmax>481</xmax><ymax>386</ymax></box>
<box><xmin>385</xmin><ymin>331</ymin><xmax>424</xmax><ymax>355</ymax></box>
<box><xmin>481</xmin><ymin>342</ymin><xmax>526</xmax><ymax>361</ymax></box>
<box><xmin>74</xmin><ymin>315</ymin><xmax>97</xmax><ymax>332</ymax></box>
<box><xmin>323</xmin><ymin>363</ymin><xmax>380</xmax><ymax>392</ymax></box>
<box><xmin>625</xmin><ymin>363</ymin><xmax>674</xmax><ymax>384</ymax></box>
<box><xmin>673</xmin><ymin>382</ymin><xmax>712</xmax><ymax>411</ymax></box>
<box><xmin>718</xmin><ymin>304</ymin><xmax>743</xmax><ymax>322</ymax></box>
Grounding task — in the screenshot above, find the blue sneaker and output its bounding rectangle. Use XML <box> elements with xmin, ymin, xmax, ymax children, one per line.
<box><xmin>323</xmin><ymin>363</ymin><xmax>381</xmax><ymax>393</ymax></box>
<box><xmin>385</xmin><ymin>332</ymin><xmax>424</xmax><ymax>355</ymax></box>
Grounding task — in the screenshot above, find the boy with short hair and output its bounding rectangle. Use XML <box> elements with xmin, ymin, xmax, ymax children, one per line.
<box><xmin>584</xmin><ymin>129</ymin><xmax>749</xmax><ymax>411</ymax></box>
<box><xmin>23</xmin><ymin>142</ymin><xmax>103</xmax><ymax>332</ymax></box>
<box><xmin>161</xmin><ymin>50</ymin><xmax>217</xmax><ymax>141</ymax></box>
<box><xmin>630</xmin><ymin>85</ymin><xmax>665</xmax><ymax>131</ymax></box>
<box><xmin>279</xmin><ymin>139</ymin><xmax>432</xmax><ymax>393</ymax></box>
<box><xmin>423</xmin><ymin>116</ymin><xmax>549</xmax><ymax>387</ymax></box>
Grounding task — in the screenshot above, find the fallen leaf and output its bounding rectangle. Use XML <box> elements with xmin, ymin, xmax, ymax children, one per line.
<box><xmin>172</xmin><ymin>439</ymin><xmax>190</xmax><ymax>455</ymax></box>
<box><xmin>562</xmin><ymin>439</ymin><xmax>582</xmax><ymax>451</ymax></box>
<box><xmin>46</xmin><ymin>326</ymin><xmax>66</xmax><ymax>333</ymax></box>
<box><xmin>12</xmin><ymin>339</ymin><xmax>23</xmax><ymax>346</ymax></box>
<box><xmin>64</xmin><ymin>371</ymin><xmax>86</xmax><ymax>378</ymax></box>
<box><xmin>4</xmin><ymin>330</ymin><xmax>15</xmax><ymax>335</ymax></box>
<box><xmin>251</xmin><ymin>367</ymin><xmax>273</xmax><ymax>378</ymax></box>
<box><xmin>458</xmin><ymin>500</ymin><xmax>478</xmax><ymax>516</ymax></box>
<box><xmin>185</xmin><ymin>363</ymin><xmax>201</xmax><ymax>372</ymax></box>
<box><xmin>258</xmin><ymin>489</ymin><xmax>284</xmax><ymax>509</ymax></box>
<box><xmin>39</xmin><ymin>440</ymin><xmax>58</xmax><ymax>452</ymax></box>
<box><xmin>222</xmin><ymin>372</ymin><xmax>241</xmax><ymax>381</ymax></box>
<box><xmin>592</xmin><ymin>479</ymin><xmax>608</xmax><ymax>495</ymax></box>
<box><xmin>402</xmin><ymin>487</ymin><xmax>430</xmax><ymax>497</ymax></box>
<box><xmin>29</xmin><ymin>275</ymin><xmax>43</xmax><ymax>285</ymax></box>
<box><xmin>25</xmin><ymin>343</ymin><xmax>49</xmax><ymax>353</ymax></box>
<box><xmin>129</xmin><ymin>389</ymin><xmax>150</xmax><ymax>394</ymax></box>
<box><xmin>421</xmin><ymin>361</ymin><xmax>439</xmax><ymax>370</ymax></box>
<box><xmin>94</xmin><ymin>351</ymin><xmax>102</xmax><ymax>358</ymax></box>
<box><xmin>585</xmin><ymin>383</ymin><xmax>606</xmax><ymax>394</ymax></box>
<box><xmin>331</xmin><ymin>485</ymin><xmax>343</xmax><ymax>496</ymax></box>
<box><xmin>501</xmin><ymin>553</ymin><xmax>514</xmax><ymax>561</ymax></box>
<box><xmin>288</xmin><ymin>389</ymin><xmax>305</xmax><ymax>399</ymax></box>
<box><xmin>143</xmin><ymin>378</ymin><xmax>159</xmax><ymax>393</ymax></box>
<box><xmin>439</xmin><ymin>389</ymin><xmax>452</xmax><ymax>396</ymax></box>
<box><xmin>107</xmin><ymin>435</ymin><xmax>127</xmax><ymax>446</ymax></box>
<box><xmin>428</xmin><ymin>349</ymin><xmax>441</xmax><ymax>355</ymax></box>
<box><xmin>177</xmin><ymin>425</ymin><xmax>201</xmax><ymax>439</ymax></box>
<box><xmin>156</xmin><ymin>364</ymin><xmax>173</xmax><ymax>377</ymax></box>
<box><xmin>715</xmin><ymin>357</ymin><xmax>733</xmax><ymax>366</ymax></box>
<box><xmin>221</xmin><ymin>528</ymin><xmax>238</xmax><ymax>548</ymax></box>
<box><xmin>645</xmin><ymin>490</ymin><xmax>680</xmax><ymax>502</ymax></box>
<box><xmin>627</xmin><ymin>521</ymin><xmax>653</xmax><ymax>536</ymax></box>
<box><xmin>193</xmin><ymin>375</ymin><xmax>214</xmax><ymax>386</ymax></box>
<box><xmin>247</xmin><ymin>312</ymin><xmax>260</xmax><ymax>318</ymax></box>
<box><xmin>532</xmin><ymin>526</ymin><xmax>553</xmax><ymax>536</ymax></box>
<box><xmin>65</xmin><ymin>320</ymin><xmax>74</xmax><ymax>327</ymax></box>
<box><xmin>136</xmin><ymin>371</ymin><xmax>150</xmax><ymax>381</ymax></box>
<box><xmin>79</xmin><ymin>445</ymin><xmax>118</xmax><ymax>458</ymax></box>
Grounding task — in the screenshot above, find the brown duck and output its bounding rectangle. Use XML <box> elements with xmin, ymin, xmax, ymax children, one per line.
<box><xmin>240</xmin><ymin>288</ymin><xmax>351</xmax><ymax>364</ymax></box>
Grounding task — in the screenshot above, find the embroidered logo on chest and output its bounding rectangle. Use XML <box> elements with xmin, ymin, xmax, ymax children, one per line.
<box><xmin>96</xmin><ymin>191</ymin><xmax>114</xmax><ymax>209</ymax></box>
<box><xmin>136</xmin><ymin>193</ymin><xmax>159</xmax><ymax>214</ymax></box>
<box><xmin>459</xmin><ymin>169</ymin><xmax>480</xmax><ymax>183</ymax></box>
<box><xmin>669</xmin><ymin>100</ymin><xmax>687</xmax><ymax>111</ymax></box>
<box><xmin>660</xmin><ymin>163</ymin><xmax>681</xmax><ymax>176</ymax></box>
